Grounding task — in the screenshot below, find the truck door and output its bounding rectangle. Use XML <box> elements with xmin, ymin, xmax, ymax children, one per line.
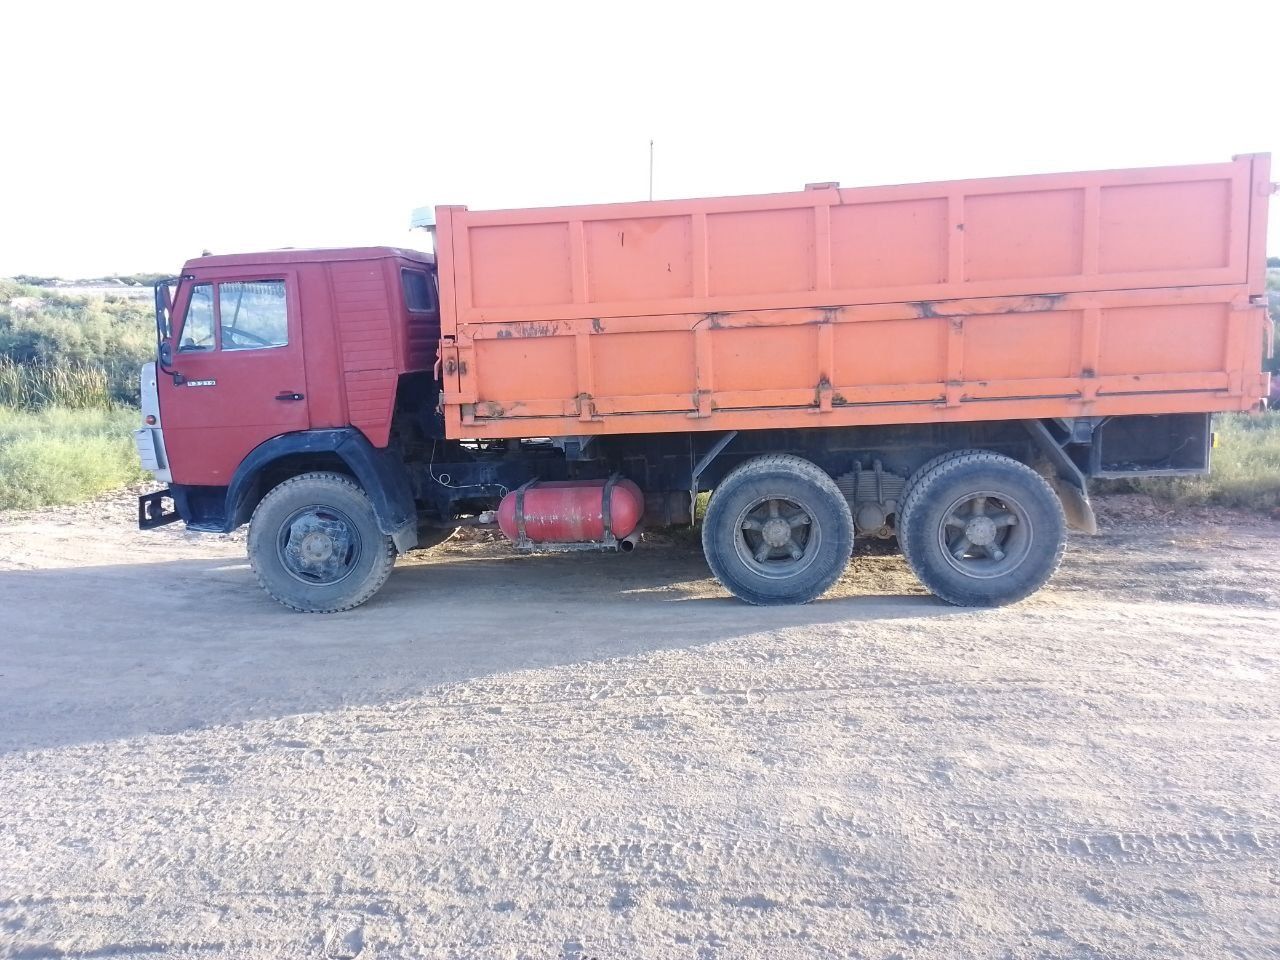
<box><xmin>160</xmin><ymin>273</ymin><xmax>309</xmax><ymax>486</ymax></box>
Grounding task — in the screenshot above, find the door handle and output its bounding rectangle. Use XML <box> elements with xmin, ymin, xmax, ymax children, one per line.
<box><xmin>275</xmin><ymin>392</ymin><xmax>305</xmax><ymax>402</ymax></box>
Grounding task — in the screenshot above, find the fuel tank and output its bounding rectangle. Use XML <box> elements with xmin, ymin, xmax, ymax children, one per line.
<box><xmin>498</xmin><ymin>478</ymin><xmax>644</xmax><ymax>544</ymax></box>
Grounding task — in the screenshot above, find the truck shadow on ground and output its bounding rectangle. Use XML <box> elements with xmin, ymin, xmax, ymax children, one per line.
<box><xmin>0</xmin><ymin>541</ymin><xmax>983</xmax><ymax>754</ymax></box>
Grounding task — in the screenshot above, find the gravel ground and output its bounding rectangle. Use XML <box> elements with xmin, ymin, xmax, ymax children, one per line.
<box><xmin>1</xmin><ymin>493</ymin><xmax>1278</xmax><ymax>959</ymax></box>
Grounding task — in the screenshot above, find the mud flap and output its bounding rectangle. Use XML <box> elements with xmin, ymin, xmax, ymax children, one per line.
<box><xmin>138</xmin><ymin>489</ymin><xmax>180</xmax><ymax>529</ymax></box>
<box><xmin>1023</xmin><ymin>419</ymin><xmax>1098</xmax><ymax>535</ymax></box>
<box><xmin>1048</xmin><ymin>478</ymin><xmax>1098</xmax><ymax>535</ymax></box>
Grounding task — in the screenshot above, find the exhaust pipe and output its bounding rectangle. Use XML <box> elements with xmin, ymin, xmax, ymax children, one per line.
<box><xmin>618</xmin><ymin>530</ymin><xmax>642</xmax><ymax>552</ymax></box>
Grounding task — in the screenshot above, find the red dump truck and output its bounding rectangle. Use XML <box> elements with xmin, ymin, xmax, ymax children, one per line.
<box><xmin>136</xmin><ymin>154</ymin><xmax>1274</xmax><ymax>612</ymax></box>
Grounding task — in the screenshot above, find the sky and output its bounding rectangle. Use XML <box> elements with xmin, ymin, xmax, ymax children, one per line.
<box><xmin>1</xmin><ymin>0</ymin><xmax>1276</xmax><ymax>278</ymax></box>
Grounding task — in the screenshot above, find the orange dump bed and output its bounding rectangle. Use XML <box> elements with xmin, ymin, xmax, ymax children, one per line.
<box><xmin>435</xmin><ymin>154</ymin><xmax>1272</xmax><ymax>439</ymax></box>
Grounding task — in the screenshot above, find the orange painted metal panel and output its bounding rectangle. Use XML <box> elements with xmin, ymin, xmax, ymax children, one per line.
<box><xmin>591</xmin><ymin>331</ymin><xmax>695</xmax><ymax>398</ymax></box>
<box><xmin>712</xmin><ymin>325</ymin><xmax>820</xmax><ymax>392</ymax></box>
<box><xmin>469</xmin><ymin>222</ymin><xmax>573</xmax><ymax>308</ymax></box>
<box><xmin>583</xmin><ymin>216</ymin><xmax>694</xmax><ymax>302</ymax></box>
<box><xmin>833</xmin><ymin>317</ymin><xmax>946</xmax><ymax>387</ymax></box>
<box><xmin>473</xmin><ymin>336</ymin><xmax>577</xmax><ymax>403</ymax></box>
<box><xmin>829</xmin><ymin>198</ymin><xmax>948</xmax><ymax>289</ymax></box>
<box><xmin>962</xmin><ymin>311</ymin><xmax>1080</xmax><ymax>381</ymax></box>
<box><xmin>434</xmin><ymin>155</ymin><xmax>1273</xmax><ymax>440</ymax></box>
<box><xmin>965</xmin><ymin>189</ymin><xmax>1084</xmax><ymax>280</ymax></box>
<box><xmin>1099</xmin><ymin>179</ymin><xmax>1234</xmax><ymax>273</ymax></box>
<box><xmin>1097</xmin><ymin>303</ymin><xmax>1228</xmax><ymax>376</ymax></box>
<box><xmin>706</xmin><ymin>208</ymin><xmax>816</xmax><ymax>296</ymax></box>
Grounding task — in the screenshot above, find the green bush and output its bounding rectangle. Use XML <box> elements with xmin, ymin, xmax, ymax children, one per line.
<box><xmin>0</xmin><ymin>406</ymin><xmax>147</xmax><ymax>510</ymax></box>
<box><xmin>0</xmin><ymin>281</ymin><xmax>152</xmax><ymax>404</ymax></box>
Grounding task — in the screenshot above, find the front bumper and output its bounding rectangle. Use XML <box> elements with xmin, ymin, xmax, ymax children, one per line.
<box><xmin>138</xmin><ymin>489</ymin><xmax>181</xmax><ymax>529</ymax></box>
<box><xmin>133</xmin><ymin>426</ymin><xmax>171</xmax><ymax>483</ymax></box>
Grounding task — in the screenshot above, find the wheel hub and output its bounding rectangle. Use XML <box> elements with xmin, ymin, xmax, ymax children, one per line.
<box><xmin>281</xmin><ymin>510</ymin><xmax>358</xmax><ymax>584</ymax></box>
<box><xmin>762</xmin><ymin>517</ymin><xmax>792</xmax><ymax>548</ymax></box>
<box><xmin>965</xmin><ymin>515</ymin><xmax>997</xmax><ymax>546</ymax></box>
<box><xmin>734</xmin><ymin>496</ymin><xmax>820</xmax><ymax>578</ymax></box>
<box><xmin>299</xmin><ymin>530</ymin><xmax>336</xmax><ymax>563</ymax></box>
<box><xmin>937</xmin><ymin>490</ymin><xmax>1032</xmax><ymax>579</ymax></box>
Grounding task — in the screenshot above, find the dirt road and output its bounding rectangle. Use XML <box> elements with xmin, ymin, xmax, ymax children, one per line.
<box><xmin>1</xmin><ymin>493</ymin><xmax>1278</xmax><ymax>959</ymax></box>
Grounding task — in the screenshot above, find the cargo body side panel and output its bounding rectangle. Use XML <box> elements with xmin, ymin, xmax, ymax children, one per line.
<box><xmin>437</xmin><ymin>156</ymin><xmax>1271</xmax><ymax>439</ymax></box>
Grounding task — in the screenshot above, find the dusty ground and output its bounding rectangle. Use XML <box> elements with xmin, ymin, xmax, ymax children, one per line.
<box><xmin>1</xmin><ymin>492</ymin><xmax>1278</xmax><ymax>959</ymax></box>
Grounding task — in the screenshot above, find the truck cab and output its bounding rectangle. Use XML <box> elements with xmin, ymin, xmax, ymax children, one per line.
<box><xmin>138</xmin><ymin>247</ymin><xmax>440</xmax><ymax>548</ymax></box>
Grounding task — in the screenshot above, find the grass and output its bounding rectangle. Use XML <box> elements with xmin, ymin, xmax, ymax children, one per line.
<box><xmin>1097</xmin><ymin>411</ymin><xmax>1280</xmax><ymax>514</ymax></box>
<box><xmin>0</xmin><ymin>406</ymin><xmax>147</xmax><ymax>510</ymax></box>
<box><xmin>0</xmin><ymin>356</ymin><xmax>113</xmax><ymax>409</ymax></box>
<box><xmin>0</xmin><ymin>283</ymin><xmax>150</xmax><ymax>510</ymax></box>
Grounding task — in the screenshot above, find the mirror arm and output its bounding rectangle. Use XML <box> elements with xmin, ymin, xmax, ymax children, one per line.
<box><xmin>153</xmin><ymin>275</ymin><xmax>191</xmax><ymax>381</ymax></box>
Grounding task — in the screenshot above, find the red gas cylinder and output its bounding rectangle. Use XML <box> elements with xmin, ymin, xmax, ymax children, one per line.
<box><xmin>498</xmin><ymin>478</ymin><xmax>644</xmax><ymax>544</ymax></box>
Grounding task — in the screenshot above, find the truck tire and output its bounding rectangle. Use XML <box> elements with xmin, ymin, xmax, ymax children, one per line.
<box><xmin>898</xmin><ymin>453</ymin><xmax>1065</xmax><ymax>607</ymax></box>
<box><xmin>702</xmin><ymin>454</ymin><xmax>854</xmax><ymax>605</ymax></box>
<box><xmin>247</xmin><ymin>471</ymin><xmax>396</xmax><ymax>613</ymax></box>
<box><xmin>896</xmin><ymin>448</ymin><xmax>994</xmax><ymax>549</ymax></box>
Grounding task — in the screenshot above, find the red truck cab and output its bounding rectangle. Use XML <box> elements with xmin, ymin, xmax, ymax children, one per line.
<box><xmin>151</xmin><ymin>247</ymin><xmax>438</xmax><ymax>487</ymax></box>
<box><xmin>139</xmin><ymin>249</ymin><xmax>444</xmax><ymax>569</ymax></box>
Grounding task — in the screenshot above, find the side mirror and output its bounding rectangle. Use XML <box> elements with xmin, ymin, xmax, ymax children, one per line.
<box><xmin>159</xmin><ymin>340</ymin><xmax>173</xmax><ymax>367</ymax></box>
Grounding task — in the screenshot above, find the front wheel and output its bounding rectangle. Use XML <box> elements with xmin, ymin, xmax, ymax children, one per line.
<box><xmin>247</xmin><ymin>472</ymin><xmax>396</xmax><ymax>613</ymax></box>
<box><xmin>898</xmin><ymin>453</ymin><xmax>1065</xmax><ymax>606</ymax></box>
<box><xmin>702</xmin><ymin>455</ymin><xmax>854</xmax><ymax>605</ymax></box>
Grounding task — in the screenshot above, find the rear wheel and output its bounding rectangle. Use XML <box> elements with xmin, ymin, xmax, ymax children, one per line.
<box><xmin>896</xmin><ymin>448</ymin><xmax>993</xmax><ymax>549</ymax></box>
<box><xmin>898</xmin><ymin>453</ymin><xmax>1065</xmax><ymax>606</ymax></box>
<box><xmin>702</xmin><ymin>455</ymin><xmax>854</xmax><ymax>605</ymax></box>
<box><xmin>247</xmin><ymin>472</ymin><xmax>396</xmax><ymax>613</ymax></box>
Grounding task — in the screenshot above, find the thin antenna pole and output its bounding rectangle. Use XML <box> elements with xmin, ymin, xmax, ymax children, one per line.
<box><xmin>648</xmin><ymin>139</ymin><xmax>654</xmax><ymax>201</ymax></box>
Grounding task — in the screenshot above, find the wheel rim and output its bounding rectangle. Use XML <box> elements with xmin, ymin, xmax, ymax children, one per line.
<box><xmin>733</xmin><ymin>496</ymin><xmax>822</xmax><ymax>580</ymax></box>
<box><xmin>935</xmin><ymin>489</ymin><xmax>1032</xmax><ymax>579</ymax></box>
<box><xmin>277</xmin><ymin>505</ymin><xmax>363</xmax><ymax>586</ymax></box>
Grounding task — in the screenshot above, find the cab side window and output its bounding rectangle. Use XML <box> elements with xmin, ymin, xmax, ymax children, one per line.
<box><xmin>220</xmin><ymin>280</ymin><xmax>288</xmax><ymax>351</ymax></box>
<box><xmin>179</xmin><ymin>284</ymin><xmax>215</xmax><ymax>351</ymax></box>
<box><xmin>402</xmin><ymin>269</ymin><xmax>436</xmax><ymax>312</ymax></box>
